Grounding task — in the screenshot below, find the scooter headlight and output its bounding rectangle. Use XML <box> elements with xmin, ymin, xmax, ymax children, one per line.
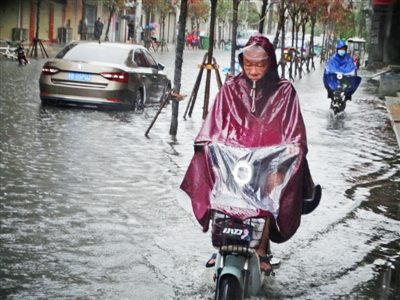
<box><xmin>232</xmin><ymin>161</ymin><xmax>253</xmax><ymax>186</ymax></box>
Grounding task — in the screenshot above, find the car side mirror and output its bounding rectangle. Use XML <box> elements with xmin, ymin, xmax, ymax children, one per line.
<box><xmin>157</xmin><ymin>63</ymin><xmax>165</xmax><ymax>71</ymax></box>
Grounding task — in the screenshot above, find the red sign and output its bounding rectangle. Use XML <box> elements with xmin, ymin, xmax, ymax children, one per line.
<box><xmin>372</xmin><ymin>0</ymin><xmax>396</xmax><ymax>4</ymax></box>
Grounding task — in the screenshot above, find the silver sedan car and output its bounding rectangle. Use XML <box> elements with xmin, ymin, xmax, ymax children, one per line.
<box><xmin>39</xmin><ymin>41</ymin><xmax>171</xmax><ymax>110</ymax></box>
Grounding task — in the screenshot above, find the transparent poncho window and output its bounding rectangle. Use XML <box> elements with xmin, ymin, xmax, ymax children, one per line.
<box><xmin>207</xmin><ymin>143</ymin><xmax>298</xmax><ymax>221</ymax></box>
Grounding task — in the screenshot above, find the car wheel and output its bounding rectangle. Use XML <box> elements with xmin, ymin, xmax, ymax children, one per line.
<box><xmin>134</xmin><ymin>89</ymin><xmax>144</xmax><ymax>111</ymax></box>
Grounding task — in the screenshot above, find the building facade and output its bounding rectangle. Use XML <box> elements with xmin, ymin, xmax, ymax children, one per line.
<box><xmin>0</xmin><ymin>0</ymin><xmax>181</xmax><ymax>45</ymax></box>
<box><xmin>368</xmin><ymin>0</ymin><xmax>400</xmax><ymax>69</ymax></box>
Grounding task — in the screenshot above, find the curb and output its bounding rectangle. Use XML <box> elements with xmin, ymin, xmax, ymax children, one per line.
<box><xmin>385</xmin><ymin>92</ymin><xmax>400</xmax><ymax>148</ymax></box>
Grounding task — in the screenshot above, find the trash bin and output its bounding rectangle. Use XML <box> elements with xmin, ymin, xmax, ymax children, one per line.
<box><xmin>66</xmin><ymin>28</ymin><xmax>73</xmax><ymax>43</ymax></box>
<box><xmin>58</xmin><ymin>27</ymin><xmax>66</xmax><ymax>43</ymax></box>
<box><xmin>202</xmin><ymin>36</ymin><xmax>209</xmax><ymax>50</ymax></box>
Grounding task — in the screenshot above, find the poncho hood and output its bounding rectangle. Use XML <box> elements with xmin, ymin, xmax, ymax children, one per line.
<box><xmin>323</xmin><ymin>52</ymin><xmax>357</xmax><ymax>76</ymax></box>
<box><xmin>336</xmin><ymin>39</ymin><xmax>347</xmax><ymax>49</ymax></box>
<box><xmin>238</xmin><ymin>33</ymin><xmax>280</xmax><ymax>83</ymax></box>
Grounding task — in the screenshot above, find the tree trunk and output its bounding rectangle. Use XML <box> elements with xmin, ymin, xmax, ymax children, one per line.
<box><xmin>258</xmin><ymin>0</ymin><xmax>268</xmax><ymax>34</ymax></box>
<box><xmin>161</xmin><ymin>15</ymin><xmax>165</xmax><ymax>40</ymax></box>
<box><xmin>202</xmin><ymin>0</ymin><xmax>218</xmax><ymax>119</ymax></box>
<box><xmin>169</xmin><ymin>0</ymin><xmax>188</xmax><ymax>136</ymax></box>
<box><xmin>310</xmin><ymin>17</ymin><xmax>316</xmax><ymax>69</ymax></box>
<box><xmin>145</xmin><ymin>8</ymin><xmax>151</xmax><ymax>40</ymax></box>
<box><xmin>80</xmin><ymin>0</ymin><xmax>87</xmax><ymax>40</ymax></box>
<box><xmin>34</xmin><ymin>0</ymin><xmax>42</xmax><ymax>58</ymax></box>
<box><xmin>277</xmin><ymin>0</ymin><xmax>286</xmax><ymax>77</ymax></box>
<box><xmin>104</xmin><ymin>5</ymin><xmax>115</xmax><ymax>41</ymax></box>
<box><xmin>267</xmin><ymin>5</ymin><xmax>273</xmax><ymax>34</ymax></box>
<box><xmin>230</xmin><ymin>0</ymin><xmax>241</xmax><ymax>75</ymax></box>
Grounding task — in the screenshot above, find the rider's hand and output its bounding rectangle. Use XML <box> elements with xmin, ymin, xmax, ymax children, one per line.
<box><xmin>286</xmin><ymin>144</ymin><xmax>300</xmax><ymax>155</ymax></box>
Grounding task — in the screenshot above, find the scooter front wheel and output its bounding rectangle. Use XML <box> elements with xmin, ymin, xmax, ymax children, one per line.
<box><xmin>216</xmin><ymin>274</ymin><xmax>242</xmax><ymax>300</ymax></box>
<box><xmin>332</xmin><ymin>106</ymin><xmax>340</xmax><ymax>115</ymax></box>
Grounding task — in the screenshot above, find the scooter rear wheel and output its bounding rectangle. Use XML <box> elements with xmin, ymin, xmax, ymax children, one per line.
<box><xmin>216</xmin><ymin>274</ymin><xmax>242</xmax><ymax>300</ymax></box>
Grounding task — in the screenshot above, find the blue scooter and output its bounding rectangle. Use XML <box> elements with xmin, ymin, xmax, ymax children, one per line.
<box><xmin>323</xmin><ymin>73</ymin><xmax>362</xmax><ymax>115</ymax></box>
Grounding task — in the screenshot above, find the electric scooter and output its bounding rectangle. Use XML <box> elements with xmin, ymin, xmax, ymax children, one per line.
<box><xmin>324</xmin><ymin>73</ymin><xmax>362</xmax><ymax>115</ymax></box>
<box><xmin>211</xmin><ymin>212</ymin><xmax>267</xmax><ymax>300</ymax></box>
<box><xmin>204</xmin><ymin>143</ymin><xmax>318</xmax><ymax>300</ymax></box>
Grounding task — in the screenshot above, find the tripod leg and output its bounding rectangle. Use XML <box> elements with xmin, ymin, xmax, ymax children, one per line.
<box><xmin>39</xmin><ymin>40</ymin><xmax>49</xmax><ymax>58</ymax></box>
<box><xmin>183</xmin><ymin>54</ymin><xmax>207</xmax><ymax>119</ymax></box>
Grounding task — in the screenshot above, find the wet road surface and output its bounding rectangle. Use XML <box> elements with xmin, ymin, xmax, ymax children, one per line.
<box><xmin>1</xmin><ymin>46</ymin><xmax>399</xmax><ymax>299</ymax></box>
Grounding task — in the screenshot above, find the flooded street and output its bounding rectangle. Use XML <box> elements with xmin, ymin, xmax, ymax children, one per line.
<box><xmin>1</xmin><ymin>47</ymin><xmax>399</xmax><ymax>299</ymax></box>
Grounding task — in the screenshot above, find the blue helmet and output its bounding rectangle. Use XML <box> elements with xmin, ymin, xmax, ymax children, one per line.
<box><xmin>336</xmin><ymin>39</ymin><xmax>347</xmax><ymax>49</ymax></box>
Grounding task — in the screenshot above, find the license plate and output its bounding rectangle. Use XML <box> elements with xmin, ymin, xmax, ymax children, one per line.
<box><xmin>67</xmin><ymin>72</ymin><xmax>92</xmax><ymax>82</ymax></box>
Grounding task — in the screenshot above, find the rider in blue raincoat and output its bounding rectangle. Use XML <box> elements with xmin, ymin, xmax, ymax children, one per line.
<box><xmin>323</xmin><ymin>40</ymin><xmax>360</xmax><ymax>101</ymax></box>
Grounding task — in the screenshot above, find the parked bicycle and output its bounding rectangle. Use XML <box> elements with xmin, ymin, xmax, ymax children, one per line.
<box><xmin>144</xmin><ymin>38</ymin><xmax>157</xmax><ymax>52</ymax></box>
<box><xmin>0</xmin><ymin>40</ymin><xmax>18</xmax><ymax>60</ymax></box>
<box><xmin>144</xmin><ymin>38</ymin><xmax>169</xmax><ymax>52</ymax></box>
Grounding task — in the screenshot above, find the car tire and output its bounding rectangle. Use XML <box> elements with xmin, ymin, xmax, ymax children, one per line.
<box><xmin>134</xmin><ymin>89</ymin><xmax>144</xmax><ymax>112</ymax></box>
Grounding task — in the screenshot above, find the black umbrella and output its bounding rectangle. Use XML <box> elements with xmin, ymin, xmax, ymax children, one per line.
<box><xmin>121</xmin><ymin>14</ymin><xmax>136</xmax><ymax>22</ymax></box>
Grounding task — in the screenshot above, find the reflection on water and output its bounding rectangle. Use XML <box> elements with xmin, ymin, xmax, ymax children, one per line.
<box><xmin>326</xmin><ymin>112</ymin><xmax>349</xmax><ymax>131</ymax></box>
<box><xmin>356</xmin><ymin>239</ymin><xmax>400</xmax><ymax>300</ymax></box>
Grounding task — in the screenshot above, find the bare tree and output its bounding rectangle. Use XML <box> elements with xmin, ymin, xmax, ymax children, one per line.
<box><xmin>258</xmin><ymin>0</ymin><xmax>269</xmax><ymax>33</ymax></box>
<box><xmin>170</xmin><ymin>0</ymin><xmax>188</xmax><ymax>136</ymax></box>
<box><xmin>230</xmin><ymin>0</ymin><xmax>241</xmax><ymax>75</ymax></box>
<box><xmin>95</xmin><ymin>0</ymin><xmax>128</xmax><ymax>41</ymax></box>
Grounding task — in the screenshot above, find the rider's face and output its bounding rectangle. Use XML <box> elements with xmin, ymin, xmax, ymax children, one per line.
<box><xmin>243</xmin><ymin>48</ymin><xmax>270</xmax><ymax>82</ymax></box>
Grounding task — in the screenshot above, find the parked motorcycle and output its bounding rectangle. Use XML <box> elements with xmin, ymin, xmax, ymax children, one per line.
<box><xmin>203</xmin><ymin>143</ymin><xmax>313</xmax><ymax>299</ymax></box>
<box><xmin>323</xmin><ymin>73</ymin><xmax>362</xmax><ymax>115</ymax></box>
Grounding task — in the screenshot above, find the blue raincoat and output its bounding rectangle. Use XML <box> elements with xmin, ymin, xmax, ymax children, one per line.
<box><xmin>323</xmin><ymin>40</ymin><xmax>361</xmax><ymax>97</ymax></box>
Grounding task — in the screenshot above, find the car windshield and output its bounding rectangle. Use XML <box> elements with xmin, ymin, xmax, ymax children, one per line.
<box><xmin>56</xmin><ymin>44</ymin><xmax>129</xmax><ymax>64</ymax></box>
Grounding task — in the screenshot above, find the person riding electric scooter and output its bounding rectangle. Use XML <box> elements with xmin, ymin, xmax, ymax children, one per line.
<box><xmin>323</xmin><ymin>40</ymin><xmax>361</xmax><ymax>114</ymax></box>
<box><xmin>14</xmin><ymin>44</ymin><xmax>29</xmax><ymax>66</ymax></box>
<box><xmin>181</xmin><ymin>34</ymin><xmax>321</xmax><ymax>299</ymax></box>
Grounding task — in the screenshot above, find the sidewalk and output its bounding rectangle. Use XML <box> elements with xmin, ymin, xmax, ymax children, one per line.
<box><xmin>36</xmin><ymin>42</ymin><xmax>175</xmax><ymax>58</ymax></box>
<box><xmin>385</xmin><ymin>92</ymin><xmax>400</xmax><ymax>148</ymax></box>
<box><xmin>374</xmin><ymin>65</ymin><xmax>400</xmax><ymax>149</ymax></box>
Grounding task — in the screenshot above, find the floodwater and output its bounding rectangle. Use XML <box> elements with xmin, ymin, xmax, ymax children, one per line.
<box><xmin>0</xmin><ymin>46</ymin><xmax>399</xmax><ymax>300</ymax></box>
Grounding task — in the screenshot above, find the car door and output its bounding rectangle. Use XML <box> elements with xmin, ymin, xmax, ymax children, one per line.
<box><xmin>133</xmin><ymin>49</ymin><xmax>157</xmax><ymax>103</ymax></box>
<box><xmin>141</xmin><ymin>49</ymin><xmax>166</xmax><ymax>103</ymax></box>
